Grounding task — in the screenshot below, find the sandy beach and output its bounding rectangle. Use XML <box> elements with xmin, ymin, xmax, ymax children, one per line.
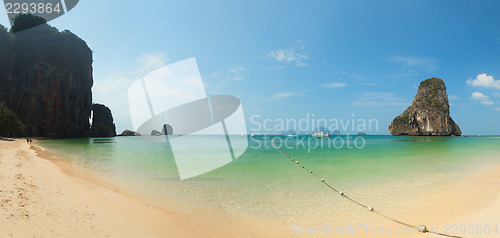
<box><xmin>0</xmin><ymin>139</ymin><xmax>237</xmax><ymax>238</ymax></box>
<box><xmin>345</xmin><ymin>163</ymin><xmax>500</xmax><ymax>238</ymax></box>
<box><xmin>0</xmin><ymin>138</ymin><xmax>499</xmax><ymax>238</ymax></box>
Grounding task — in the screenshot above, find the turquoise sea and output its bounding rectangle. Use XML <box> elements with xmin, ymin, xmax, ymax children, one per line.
<box><xmin>39</xmin><ymin>135</ymin><xmax>500</xmax><ymax>232</ymax></box>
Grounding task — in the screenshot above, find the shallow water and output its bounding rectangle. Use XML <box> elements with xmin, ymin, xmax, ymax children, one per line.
<box><xmin>39</xmin><ymin>135</ymin><xmax>500</xmax><ymax>230</ymax></box>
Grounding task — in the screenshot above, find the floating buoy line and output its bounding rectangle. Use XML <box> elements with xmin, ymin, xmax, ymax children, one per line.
<box><xmin>273</xmin><ymin>139</ymin><xmax>465</xmax><ymax>238</ymax></box>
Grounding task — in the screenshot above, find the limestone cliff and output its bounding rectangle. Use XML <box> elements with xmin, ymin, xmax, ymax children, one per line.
<box><xmin>389</xmin><ymin>77</ymin><xmax>461</xmax><ymax>136</ymax></box>
<box><xmin>0</xmin><ymin>17</ymin><xmax>93</xmax><ymax>138</ymax></box>
<box><xmin>162</xmin><ymin>124</ymin><xmax>173</xmax><ymax>135</ymax></box>
<box><xmin>90</xmin><ymin>104</ymin><xmax>116</xmax><ymax>137</ymax></box>
<box><xmin>119</xmin><ymin>130</ymin><xmax>140</xmax><ymax>136</ymax></box>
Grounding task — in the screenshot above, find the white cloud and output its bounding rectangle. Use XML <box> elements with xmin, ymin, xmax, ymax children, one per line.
<box><xmin>351</xmin><ymin>92</ymin><xmax>409</xmax><ymax>107</ymax></box>
<box><xmin>227</xmin><ymin>65</ymin><xmax>246</xmax><ymax>81</ymax></box>
<box><xmin>203</xmin><ymin>72</ymin><xmax>229</xmax><ymax>91</ymax></box>
<box><xmin>228</xmin><ymin>65</ymin><xmax>246</xmax><ymax>74</ymax></box>
<box><xmin>271</xmin><ymin>92</ymin><xmax>298</xmax><ymax>99</ymax></box>
<box><xmin>232</xmin><ymin>76</ymin><xmax>243</xmax><ymax>81</ymax></box>
<box><xmin>321</xmin><ymin>82</ymin><xmax>347</xmax><ymax>88</ymax></box>
<box><xmin>93</xmin><ymin>53</ymin><xmax>169</xmax><ymax>133</ymax></box>
<box><xmin>471</xmin><ymin>92</ymin><xmax>489</xmax><ymax>101</ymax></box>
<box><xmin>481</xmin><ymin>100</ymin><xmax>494</xmax><ymax>105</ymax></box>
<box><xmin>339</xmin><ymin>71</ymin><xmax>361</xmax><ymax>79</ymax></box>
<box><xmin>388</xmin><ymin>55</ymin><xmax>438</xmax><ymax>72</ymax></box>
<box><xmin>467</xmin><ymin>74</ymin><xmax>500</xmax><ymax>90</ymax></box>
<box><xmin>334</xmin><ymin>71</ymin><xmax>373</xmax><ymax>86</ymax></box>
<box><xmin>494</xmin><ymin>93</ymin><xmax>500</xmax><ymax>97</ymax></box>
<box><xmin>267</xmin><ymin>48</ymin><xmax>309</xmax><ymax>67</ymax></box>
<box><xmin>93</xmin><ymin>75</ymin><xmax>135</xmax><ymax>133</ymax></box>
<box><xmin>495</xmin><ymin>107</ymin><xmax>500</xmax><ymax>111</ymax></box>
<box><xmin>471</xmin><ymin>92</ymin><xmax>494</xmax><ymax>105</ymax></box>
<box><xmin>449</xmin><ymin>95</ymin><xmax>459</xmax><ymax>100</ymax></box>
<box><xmin>133</xmin><ymin>53</ymin><xmax>168</xmax><ymax>75</ymax></box>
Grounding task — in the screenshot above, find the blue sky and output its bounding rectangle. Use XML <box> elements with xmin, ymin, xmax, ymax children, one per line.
<box><xmin>2</xmin><ymin>0</ymin><xmax>500</xmax><ymax>135</ymax></box>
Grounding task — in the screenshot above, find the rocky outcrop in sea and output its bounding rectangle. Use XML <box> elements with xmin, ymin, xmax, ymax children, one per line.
<box><xmin>389</xmin><ymin>77</ymin><xmax>461</xmax><ymax>136</ymax></box>
<box><xmin>90</xmin><ymin>104</ymin><xmax>116</xmax><ymax>137</ymax></box>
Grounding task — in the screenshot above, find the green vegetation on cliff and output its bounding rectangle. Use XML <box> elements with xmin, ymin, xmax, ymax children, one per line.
<box><xmin>389</xmin><ymin>77</ymin><xmax>461</xmax><ymax>136</ymax></box>
<box><xmin>390</xmin><ymin>114</ymin><xmax>411</xmax><ymax>135</ymax></box>
<box><xmin>0</xmin><ymin>15</ymin><xmax>93</xmax><ymax>138</ymax></box>
<box><xmin>0</xmin><ymin>105</ymin><xmax>26</xmax><ymax>137</ymax></box>
<box><xmin>11</xmin><ymin>14</ymin><xmax>47</xmax><ymax>33</ymax></box>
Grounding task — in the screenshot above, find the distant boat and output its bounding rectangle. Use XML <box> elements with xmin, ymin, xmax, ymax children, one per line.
<box><xmin>250</xmin><ymin>133</ymin><xmax>255</xmax><ymax>137</ymax></box>
<box><xmin>312</xmin><ymin>131</ymin><xmax>330</xmax><ymax>137</ymax></box>
<box><xmin>241</xmin><ymin>133</ymin><xmax>245</xmax><ymax>137</ymax></box>
<box><xmin>287</xmin><ymin>134</ymin><xmax>297</xmax><ymax>137</ymax></box>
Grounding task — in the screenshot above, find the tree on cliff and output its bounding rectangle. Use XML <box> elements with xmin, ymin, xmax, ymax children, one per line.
<box><xmin>90</xmin><ymin>104</ymin><xmax>116</xmax><ymax>137</ymax></box>
<box><xmin>389</xmin><ymin>77</ymin><xmax>461</xmax><ymax>136</ymax></box>
<box><xmin>0</xmin><ymin>106</ymin><xmax>26</xmax><ymax>137</ymax></box>
<box><xmin>11</xmin><ymin>14</ymin><xmax>47</xmax><ymax>33</ymax></box>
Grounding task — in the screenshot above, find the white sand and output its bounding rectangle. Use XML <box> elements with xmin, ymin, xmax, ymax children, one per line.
<box><xmin>0</xmin><ymin>139</ymin><xmax>226</xmax><ymax>238</ymax></box>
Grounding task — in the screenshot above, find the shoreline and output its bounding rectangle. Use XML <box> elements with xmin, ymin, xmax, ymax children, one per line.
<box><xmin>29</xmin><ymin>139</ymin><xmax>272</xmax><ymax>238</ymax></box>
<box><xmin>0</xmin><ymin>139</ymin><xmax>249</xmax><ymax>238</ymax></box>
<box><xmin>0</xmin><ymin>138</ymin><xmax>498</xmax><ymax>237</ymax></box>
